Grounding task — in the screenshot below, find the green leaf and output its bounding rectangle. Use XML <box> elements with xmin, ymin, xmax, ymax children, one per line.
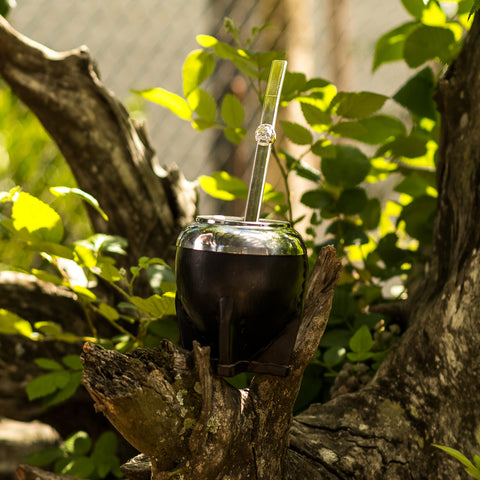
<box><xmin>300</xmin><ymin>102</ymin><xmax>332</xmax><ymax>131</ymax></box>
<box><xmin>330</xmin><ymin>121</ymin><xmax>367</xmax><ymax>139</ymax></box>
<box><xmin>401</xmin><ymin>0</ymin><xmax>427</xmax><ymax>18</ymax></box>
<box><xmin>221</xmin><ymin>93</ymin><xmax>245</xmax><ymax>128</ymax></box>
<box><xmin>60</xmin><ymin>457</ymin><xmax>95</xmax><ymax>479</ymax></box>
<box><xmin>34</xmin><ymin>358</ymin><xmax>63</xmax><ymax>371</ymax></box>
<box><xmin>182</xmin><ymin>49</ymin><xmax>215</xmax><ymax>97</ymax></box>
<box><xmin>280</xmin><ymin>121</ymin><xmax>313</xmax><ymax>145</ymax></box>
<box><xmin>393</xmin><ymin>67</ymin><xmax>437</xmax><ymax>119</ymax></box>
<box><xmin>11</xmin><ymin>192</ymin><xmax>63</xmax><ymax>243</ymax></box>
<box><xmin>50</xmin><ymin>187</ymin><xmax>108</xmax><ymax>221</ymax></box>
<box><xmin>187</xmin><ymin>88</ymin><xmax>217</xmax><ymax>124</ymax></box>
<box><xmin>213</xmin><ymin>42</ymin><xmax>259</xmax><ymax>79</ymax></box>
<box><xmin>330</xmin><ymin>91</ymin><xmax>388</xmax><ymax>119</ymax></box>
<box><xmin>29</xmin><ymin>241</ymin><xmax>74</xmax><ymax>259</ymax></box>
<box><xmin>0</xmin><ymin>309</ymin><xmax>33</xmax><ymax>337</ymax></box>
<box><xmin>349</xmin><ymin>325</ymin><xmax>374</xmax><ymax>353</ymax></box>
<box><xmin>399</xmin><ymin>195</ymin><xmax>437</xmax><ymax>243</ymax></box>
<box><xmin>64</xmin><ymin>431</ymin><xmax>92</xmax><ymax>455</ymax></box>
<box><xmin>62</xmin><ymin>355</ymin><xmax>83</xmax><ymax>371</ymax></box>
<box><xmin>326</xmin><ymin>219</ymin><xmax>369</xmax><ymax>246</ymax></box>
<box><xmin>198</xmin><ymin>171</ymin><xmax>248</xmax><ymax>200</ymax></box>
<box><xmin>92</xmin><ymin>431</ymin><xmax>118</xmax><ymax>457</ymax></box>
<box><xmin>26</xmin><ymin>371</ymin><xmax>70</xmax><ymax>401</ymax></box>
<box><xmin>23</xmin><ymin>446</ymin><xmax>63</xmax><ymax>467</ymax></box>
<box><xmin>373</xmin><ymin>22</ymin><xmax>418</xmax><ymax>71</ymax></box>
<box><xmin>360</xmin><ymin>198</ymin><xmax>382</xmax><ymax>230</ymax></box>
<box><xmin>347</xmin><ymin>351</ymin><xmax>375</xmax><ymax>362</ymax></box>
<box><xmin>403</xmin><ymin>25</ymin><xmax>455</xmax><ymax>67</ymax></box>
<box><xmin>129</xmin><ymin>293</ymin><xmax>175</xmax><ymax>318</ymax></box>
<box><xmin>135</xmin><ymin>88</ymin><xmax>191</xmax><ymax>120</ymax></box>
<box><xmin>99</xmin><ymin>303</ymin><xmax>120</xmax><ymax>321</ymax></box>
<box><xmin>323</xmin><ymin>346</ymin><xmax>346</xmax><ymax>367</ymax></box>
<box><xmin>333</xmin><ymin>115</ymin><xmax>406</xmax><ymax>145</ymax></box>
<box><xmin>300</xmin><ymin>189</ymin><xmax>335</xmax><ymax>209</ymax></box>
<box><xmin>337</xmin><ymin>188</ymin><xmax>368</xmax><ymax>215</ymax></box>
<box><xmin>96</xmin><ymin>262</ymin><xmax>121</xmax><ymax>283</ymax></box>
<box><xmin>44</xmin><ymin>371</ymin><xmax>83</xmax><ymax>406</ymax></box>
<box><xmin>282</xmin><ymin>71</ymin><xmax>308</xmax><ymax>100</ymax></box>
<box><xmin>376</xmin><ymin>233</ymin><xmax>410</xmax><ymax>268</ymax></box>
<box><xmin>223</xmin><ymin>126</ymin><xmax>247</xmax><ymax>144</ymax></box>
<box><xmin>321</xmin><ymin>145</ymin><xmax>370</xmax><ymax>188</ymax></box>
<box><xmin>320</xmin><ymin>329</ymin><xmax>351</xmax><ymax>348</ymax></box>
<box><xmin>377</xmin><ymin>135</ymin><xmax>428</xmax><ymax>158</ymax></box>
<box><xmin>330</xmin><ymin>287</ymin><xmax>357</xmax><ymax>320</ymax></box>
<box><xmin>394</xmin><ymin>172</ymin><xmax>435</xmax><ymax>197</ymax></box>
<box><xmin>34</xmin><ymin>321</ymin><xmax>63</xmax><ymax>337</ymax></box>
<box><xmin>433</xmin><ymin>444</ymin><xmax>477</xmax><ymax>471</ymax></box>
<box><xmin>196</xmin><ymin>34</ymin><xmax>218</xmax><ymax>47</ymax></box>
<box><xmin>470</xmin><ymin>0</ymin><xmax>480</xmax><ymax>17</ymax></box>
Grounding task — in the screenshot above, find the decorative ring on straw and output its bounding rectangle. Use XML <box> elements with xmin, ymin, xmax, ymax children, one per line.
<box><xmin>255</xmin><ymin>123</ymin><xmax>276</xmax><ymax>146</ymax></box>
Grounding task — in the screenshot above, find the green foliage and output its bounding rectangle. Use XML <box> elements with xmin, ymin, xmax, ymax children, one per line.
<box><xmin>23</xmin><ymin>430</ymin><xmax>123</xmax><ymax>479</ymax></box>
<box><xmin>0</xmin><ymin>86</ymin><xmax>92</xmax><ymax>271</ymax></box>
<box><xmin>2</xmin><ymin>5</ymin><xmax>478</xmax><ymax>472</ymax></box>
<box><xmin>434</xmin><ymin>443</ymin><xmax>480</xmax><ymax>479</ymax></box>
<box><xmin>137</xmin><ymin>5</ymin><xmax>472</xmax><ymax>402</ymax></box>
<box><xmin>26</xmin><ymin>355</ymin><xmax>83</xmax><ymax>407</ymax></box>
<box><xmin>0</xmin><ymin>186</ymin><xmax>178</xmax><ymax>385</ymax></box>
<box><xmin>0</xmin><ymin>186</ymin><xmax>177</xmax><ymax>475</ymax></box>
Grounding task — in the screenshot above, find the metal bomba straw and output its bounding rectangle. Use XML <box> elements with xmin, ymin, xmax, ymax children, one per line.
<box><xmin>244</xmin><ymin>60</ymin><xmax>287</xmax><ymax>222</ymax></box>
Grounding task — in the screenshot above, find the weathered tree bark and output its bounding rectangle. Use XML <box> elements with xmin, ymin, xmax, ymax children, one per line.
<box><xmin>284</xmin><ymin>14</ymin><xmax>480</xmax><ymax>480</ymax></box>
<box><xmin>81</xmin><ymin>246</ymin><xmax>341</xmax><ymax>479</ymax></box>
<box><xmin>1</xmin><ymin>10</ymin><xmax>480</xmax><ymax>480</ymax></box>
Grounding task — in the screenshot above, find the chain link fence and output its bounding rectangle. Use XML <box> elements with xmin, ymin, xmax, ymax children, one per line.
<box><xmin>6</xmin><ymin>0</ymin><xmax>410</xmax><ymax>202</ymax></box>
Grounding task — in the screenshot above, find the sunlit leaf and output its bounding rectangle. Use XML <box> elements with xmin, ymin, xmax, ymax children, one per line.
<box><xmin>187</xmin><ymin>88</ymin><xmax>217</xmax><ymax>123</ymax></box>
<box><xmin>34</xmin><ymin>321</ymin><xmax>63</xmax><ymax>337</ymax></box>
<box><xmin>198</xmin><ymin>171</ymin><xmax>248</xmax><ymax>200</ymax></box>
<box><xmin>373</xmin><ymin>22</ymin><xmax>418</xmax><ymax>71</ymax></box>
<box><xmin>196</xmin><ymin>34</ymin><xmax>218</xmax><ymax>48</ymax></box>
<box><xmin>129</xmin><ymin>293</ymin><xmax>176</xmax><ymax>318</ymax></box>
<box><xmin>224</xmin><ymin>126</ymin><xmax>247</xmax><ymax>144</ymax></box>
<box><xmin>50</xmin><ymin>187</ymin><xmax>108</xmax><ymax>221</ymax></box>
<box><xmin>11</xmin><ymin>192</ymin><xmax>63</xmax><ymax>243</ymax></box>
<box><xmin>221</xmin><ymin>93</ymin><xmax>244</xmax><ymax>128</ymax></box>
<box><xmin>135</xmin><ymin>88</ymin><xmax>191</xmax><ymax>120</ymax></box>
<box><xmin>182</xmin><ymin>50</ymin><xmax>215</xmax><ymax>97</ymax></box>
<box><xmin>0</xmin><ymin>309</ymin><xmax>33</xmax><ymax>337</ymax></box>
<box><xmin>433</xmin><ymin>444</ymin><xmax>477</xmax><ymax>471</ymax></box>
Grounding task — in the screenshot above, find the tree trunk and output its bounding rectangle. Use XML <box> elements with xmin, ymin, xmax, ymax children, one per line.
<box><xmin>1</xmin><ymin>11</ymin><xmax>480</xmax><ymax>480</ymax></box>
<box><xmin>81</xmin><ymin>247</ymin><xmax>341</xmax><ymax>479</ymax></box>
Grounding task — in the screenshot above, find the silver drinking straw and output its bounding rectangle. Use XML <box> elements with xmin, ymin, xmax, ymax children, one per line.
<box><xmin>244</xmin><ymin>60</ymin><xmax>287</xmax><ymax>222</ymax></box>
